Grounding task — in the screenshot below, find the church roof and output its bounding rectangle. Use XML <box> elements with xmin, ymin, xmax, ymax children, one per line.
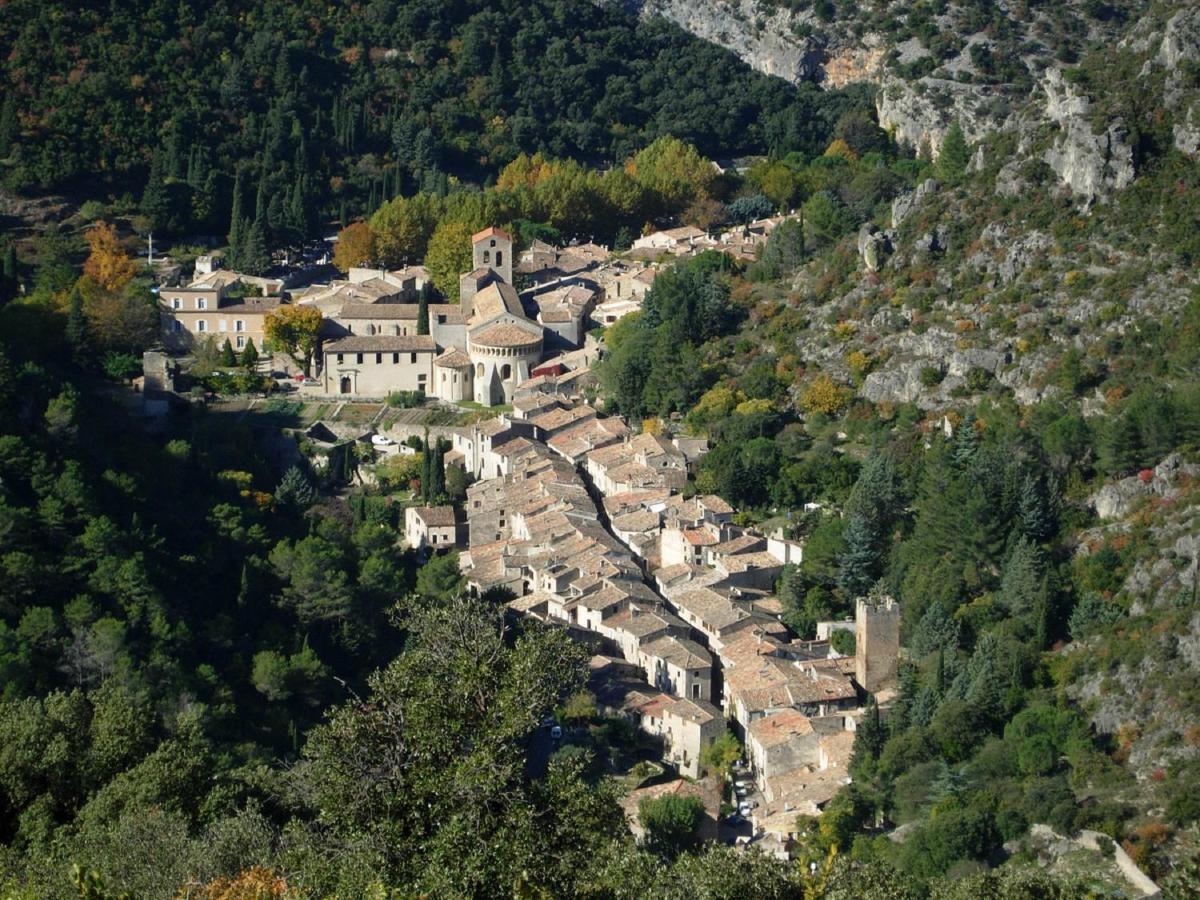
<box><xmin>434</xmin><ymin>348</ymin><xmax>472</xmax><ymax>368</ymax></box>
<box><xmin>473</xmin><ymin>226</ymin><xmax>512</xmax><ymax>244</ymax></box>
<box><xmin>470</xmin><ymin>282</ymin><xmax>526</xmax><ymax>324</ymax></box>
<box><xmin>472</xmin><ymin>323</ymin><xmax>543</xmax><ymax>349</ymax></box>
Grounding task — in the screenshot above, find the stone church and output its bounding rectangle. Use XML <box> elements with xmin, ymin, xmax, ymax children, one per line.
<box><xmin>321</xmin><ymin>227</ymin><xmax>547</xmax><ymax>406</ymax></box>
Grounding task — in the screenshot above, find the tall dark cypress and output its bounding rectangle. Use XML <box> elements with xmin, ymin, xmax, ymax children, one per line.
<box><xmin>228</xmin><ymin>167</ymin><xmax>245</xmax><ymax>263</ymax></box>
<box><xmin>416</xmin><ymin>286</ymin><xmax>430</xmax><ymax>336</ymax></box>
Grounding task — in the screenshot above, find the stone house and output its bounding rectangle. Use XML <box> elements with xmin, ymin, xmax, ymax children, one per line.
<box><xmin>404</xmin><ymin>506</ymin><xmax>459</xmax><ymax>551</ymax></box>
<box><xmin>320</xmin><ymin>335</ymin><xmax>437</xmax><ymax>396</ymax></box>
<box><xmin>638</xmin><ymin>634</ymin><xmax>713</xmax><ymax>702</ymax></box>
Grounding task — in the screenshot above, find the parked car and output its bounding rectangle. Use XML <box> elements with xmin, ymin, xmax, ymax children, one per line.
<box><xmin>734</xmin><ymin>779</ymin><xmax>751</xmax><ymax>790</ymax></box>
<box><xmin>370</xmin><ymin>434</ymin><xmax>395</xmax><ymax>446</ymax></box>
<box><xmin>738</xmin><ymin>803</ymin><xmax>752</xmax><ymax>817</ymax></box>
<box><xmin>550</xmin><ymin>725</ymin><xmax>563</xmax><ymax>740</ymax></box>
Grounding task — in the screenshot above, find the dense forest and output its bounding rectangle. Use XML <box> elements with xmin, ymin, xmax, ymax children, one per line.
<box><xmin>0</xmin><ymin>0</ymin><xmax>865</xmax><ymax>244</ymax></box>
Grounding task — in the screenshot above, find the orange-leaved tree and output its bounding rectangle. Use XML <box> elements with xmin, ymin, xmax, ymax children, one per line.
<box><xmin>83</xmin><ymin>221</ymin><xmax>137</xmax><ymax>293</ymax></box>
<box><xmin>264</xmin><ymin>305</ymin><xmax>322</xmax><ymax>375</ymax></box>
<box><xmin>332</xmin><ymin>221</ymin><xmax>376</xmax><ymax>272</ymax></box>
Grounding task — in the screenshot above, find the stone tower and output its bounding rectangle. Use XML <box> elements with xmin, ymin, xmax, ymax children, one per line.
<box><xmin>855</xmin><ymin>595</ymin><xmax>900</xmax><ymax>694</ymax></box>
<box><xmin>472</xmin><ymin>226</ymin><xmax>512</xmax><ymax>286</ymax></box>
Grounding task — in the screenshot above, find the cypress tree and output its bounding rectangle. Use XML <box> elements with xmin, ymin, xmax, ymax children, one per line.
<box><xmin>0</xmin><ymin>93</ymin><xmax>16</xmax><ymax>158</ymax></box>
<box><xmin>65</xmin><ymin>286</ymin><xmax>89</xmax><ymax>356</ymax></box>
<box><xmin>1</xmin><ymin>241</ymin><xmax>16</xmax><ymax>304</ymax></box>
<box><xmin>428</xmin><ymin>440</ymin><xmax>446</xmax><ymax>502</ymax></box>
<box><xmin>220</xmin><ymin>338</ymin><xmax>237</xmax><ymax>367</ymax></box>
<box><xmin>417</xmin><ymin>286</ymin><xmax>430</xmax><ymax>336</ymax></box>
<box><xmin>240</xmin><ymin>338</ymin><xmax>260</xmax><ymax>369</ymax></box>
<box><xmin>140</xmin><ymin>154</ymin><xmax>172</xmax><ymax>233</ymax></box>
<box><xmin>228</xmin><ymin>168</ymin><xmax>245</xmax><ymax>264</ymax></box>
<box><xmin>241</xmin><ymin>218</ymin><xmax>270</xmax><ymax>276</ymax></box>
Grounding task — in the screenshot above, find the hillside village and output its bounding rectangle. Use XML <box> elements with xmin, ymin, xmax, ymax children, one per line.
<box><xmin>146</xmin><ymin>215</ymin><xmax>903</xmax><ymax>860</ymax></box>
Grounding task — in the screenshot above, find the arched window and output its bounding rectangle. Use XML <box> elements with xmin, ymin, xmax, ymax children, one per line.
<box><xmin>367</xmin><ymin>324</ymin><xmax>376</xmax><ymax>335</ymax></box>
<box><xmin>476</xmin><ymin>363</ymin><xmax>485</xmax><ymax>377</ymax></box>
<box><xmin>393</xmin><ymin>324</ymin><xmax>401</xmax><ymax>335</ymax></box>
<box><xmin>500</xmin><ymin>363</ymin><xmax>512</xmax><ymax>380</ymax></box>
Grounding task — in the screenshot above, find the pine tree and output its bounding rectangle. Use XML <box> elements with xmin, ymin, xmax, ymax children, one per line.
<box><xmin>416</xmin><ymin>286</ymin><xmax>430</xmax><ymax>336</ymax></box>
<box><xmin>276</xmin><ymin>466</ymin><xmax>317</xmax><ymax>509</ymax></box>
<box><xmin>220</xmin><ymin>338</ymin><xmax>237</xmax><ymax>367</ymax></box>
<box><xmin>935</xmin><ymin>121</ymin><xmax>970</xmax><ymax>185</ymax></box>
<box><xmin>1018</xmin><ymin>473</ymin><xmax>1053</xmax><ymax>543</ymax></box>
<box><xmin>998</xmin><ymin>537</ymin><xmax>1046</xmax><ymax>620</ymax></box>
<box><xmin>240</xmin><ymin>338</ymin><xmax>260</xmax><ymax>369</ymax></box>
<box><xmin>952</xmin><ymin>413</ymin><xmax>978</xmax><ymax>469</ymax></box>
<box><xmin>837</xmin><ymin>514</ymin><xmax>878</xmax><ymax>599</ymax></box>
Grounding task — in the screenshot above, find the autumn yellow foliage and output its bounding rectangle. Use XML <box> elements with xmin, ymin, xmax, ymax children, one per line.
<box><xmin>332</xmin><ymin>221</ymin><xmax>376</xmax><ymax>272</ymax></box>
<box><xmin>83</xmin><ymin>221</ymin><xmax>137</xmax><ymax>292</ymax></box>
<box><xmin>187</xmin><ymin>866</ymin><xmax>297</xmax><ymax>900</ymax></box>
<box><xmin>800</xmin><ymin>375</ymin><xmax>852</xmax><ymax>416</ymax></box>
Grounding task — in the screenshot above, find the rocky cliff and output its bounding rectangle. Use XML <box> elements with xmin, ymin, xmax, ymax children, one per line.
<box><xmin>600</xmin><ymin>0</ymin><xmax>1194</xmax><ymax>201</ymax></box>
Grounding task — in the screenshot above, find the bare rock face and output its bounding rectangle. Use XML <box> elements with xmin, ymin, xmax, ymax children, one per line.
<box><xmin>1090</xmin><ymin>453</ymin><xmax>1200</xmax><ymax>520</ymax></box>
<box><xmin>599</xmin><ymin>0</ymin><xmax>879</xmax><ymax>86</ymax></box>
<box><xmin>875</xmin><ymin>75</ymin><xmax>1005</xmax><ymax>157</ymax></box>
<box><xmin>1041</xmin><ymin>68</ymin><xmax>1135</xmax><ymax>202</ymax></box>
<box><xmin>890</xmin><ymin>178</ymin><xmax>939</xmax><ymax>228</ymax></box>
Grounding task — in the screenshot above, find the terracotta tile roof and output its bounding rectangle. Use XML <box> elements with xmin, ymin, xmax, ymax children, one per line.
<box><xmin>663</xmin><ymin>697</ymin><xmax>721</xmax><ymax>725</ymax></box>
<box><xmin>641</xmin><ymin>634</ymin><xmax>712</xmax><ymax>670</ymax></box>
<box><xmin>749</xmin><ymin>709</ymin><xmax>814</xmax><ymax>748</ymax></box>
<box><xmin>434</xmin><ymin>348</ymin><xmax>472</xmax><ymax>368</ymax></box>
<box><xmin>472</xmin><ymin>322</ymin><xmax>543</xmax><ymax>348</ymax></box>
<box><xmin>473</xmin><ymin>226</ymin><xmax>512</xmax><ymax>243</ymax></box>
<box><xmin>324</xmin><ymin>335</ymin><xmax>436</xmax><ymax>353</ymax></box>
<box><xmin>411</xmin><ymin>506</ymin><xmax>456</xmax><ymax>527</ymax></box>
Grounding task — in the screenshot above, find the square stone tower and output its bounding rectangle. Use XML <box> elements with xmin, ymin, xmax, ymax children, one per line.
<box><xmin>472</xmin><ymin>226</ymin><xmax>512</xmax><ymax>286</ymax></box>
<box><xmin>855</xmin><ymin>595</ymin><xmax>900</xmax><ymax>694</ymax></box>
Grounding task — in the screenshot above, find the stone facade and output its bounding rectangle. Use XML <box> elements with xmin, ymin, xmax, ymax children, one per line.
<box><xmin>855</xmin><ymin>595</ymin><xmax>901</xmax><ymax>694</ymax></box>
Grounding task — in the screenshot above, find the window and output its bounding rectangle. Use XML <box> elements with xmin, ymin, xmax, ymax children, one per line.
<box><xmin>196</xmin><ymin>299</ymin><xmax>207</xmax><ymax>310</ymax></box>
<box><xmin>236</xmin><ymin>336</ymin><xmax>246</xmax><ymax>349</ymax></box>
<box><xmin>495</xmin><ymin>250</ymin><xmax>503</xmax><ymax>268</ymax></box>
<box><xmin>437</xmin><ymin>314</ymin><xmax>446</xmax><ymax>324</ymax></box>
<box><xmin>500</xmin><ymin>363</ymin><xmax>512</xmax><ymax>380</ymax></box>
<box><xmin>417</xmin><ymin>374</ymin><xmax>426</xmax><ymax>384</ymax></box>
<box><xmin>410</xmin><ymin>352</ymin><xmax>417</xmax><ymax>364</ymax></box>
<box><xmin>393</xmin><ymin>325</ymin><xmax>401</xmax><ymax>335</ymax></box>
<box><xmin>367</xmin><ymin>324</ymin><xmax>376</xmax><ymax>335</ymax></box>
<box><xmin>483</xmin><ymin>250</ymin><xmax>490</xmax><ymax>264</ymax></box>
<box><xmin>218</xmin><ymin>319</ymin><xmax>227</xmax><ymax>332</ymax></box>
<box><xmin>171</xmin><ymin>298</ymin><xmax>182</xmax><ymax>310</ymax></box>
<box><xmin>356</xmin><ymin>353</ymin><xmax>364</xmax><ymax>364</ymax></box>
<box><xmin>476</xmin><ymin>363</ymin><xmax>484</xmax><ymax>377</ymax></box>
<box><xmin>392</xmin><ymin>353</ymin><xmax>399</xmax><ymax>364</ymax></box>
<box><xmin>375</xmin><ymin>353</ymin><xmax>382</xmax><ymax>364</ymax></box>
<box><xmin>235</xmin><ymin>320</ymin><xmax>245</xmax><ymax>332</ymax></box>
<box><xmin>197</xmin><ymin>321</ymin><xmax>207</xmax><ymax>333</ymax></box>
<box><xmin>431</xmin><ymin>534</ymin><xmax>438</xmax><ymax>544</ymax></box>
<box><xmin>336</xmin><ymin>353</ymin><xmax>344</xmax><ymax>364</ymax></box>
